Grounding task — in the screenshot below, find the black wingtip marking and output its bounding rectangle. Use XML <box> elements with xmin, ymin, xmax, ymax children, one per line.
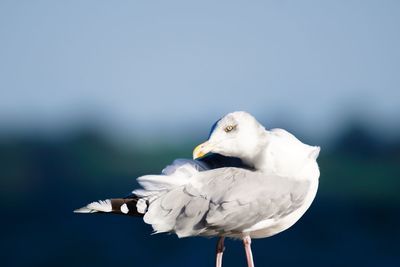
<box><xmin>110</xmin><ymin>196</ymin><xmax>143</xmax><ymax>217</ymax></box>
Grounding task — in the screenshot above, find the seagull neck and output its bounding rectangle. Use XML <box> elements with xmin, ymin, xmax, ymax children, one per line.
<box><xmin>241</xmin><ymin>130</ymin><xmax>270</xmax><ymax>171</ymax></box>
<box><xmin>246</xmin><ymin>151</ymin><xmax>268</xmax><ymax>172</ymax></box>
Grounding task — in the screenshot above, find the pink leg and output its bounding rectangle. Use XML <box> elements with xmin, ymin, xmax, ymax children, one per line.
<box><xmin>215</xmin><ymin>237</ymin><xmax>225</xmax><ymax>267</ymax></box>
<box><xmin>243</xmin><ymin>235</ymin><xmax>254</xmax><ymax>267</ymax></box>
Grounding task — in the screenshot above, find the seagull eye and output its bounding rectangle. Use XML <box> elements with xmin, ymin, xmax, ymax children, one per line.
<box><xmin>224</xmin><ymin>125</ymin><xmax>236</xmax><ymax>132</ymax></box>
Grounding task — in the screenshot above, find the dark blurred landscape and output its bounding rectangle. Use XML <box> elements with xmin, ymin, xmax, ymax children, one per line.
<box><xmin>1</xmin><ymin>122</ymin><xmax>399</xmax><ymax>267</ymax></box>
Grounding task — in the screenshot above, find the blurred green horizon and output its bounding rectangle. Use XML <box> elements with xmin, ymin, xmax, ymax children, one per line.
<box><xmin>2</xmin><ymin>117</ymin><xmax>399</xmax><ymax>204</ymax></box>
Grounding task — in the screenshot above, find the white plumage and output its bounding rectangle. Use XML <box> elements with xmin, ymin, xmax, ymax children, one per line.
<box><xmin>75</xmin><ymin>199</ymin><xmax>112</xmax><ymax>213</ymax></box>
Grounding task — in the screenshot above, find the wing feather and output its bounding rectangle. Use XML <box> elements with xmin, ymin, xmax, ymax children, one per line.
<box><xmin>142</xmin><ymin>166</ymin><xmax>311</xmax><ymax>237</ymax></box>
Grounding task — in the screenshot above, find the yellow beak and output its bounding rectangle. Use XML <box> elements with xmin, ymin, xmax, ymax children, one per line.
<box><xmin>192</xmin><ymin>141</ymin><xmax>213</xmax><ymax>159</ymax></box>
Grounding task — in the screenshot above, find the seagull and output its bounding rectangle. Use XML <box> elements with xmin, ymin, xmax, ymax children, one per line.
<box><xmin>75</xmin><ymin>111</ymin><xmax>320</xmax><ymax>267</ymax></box>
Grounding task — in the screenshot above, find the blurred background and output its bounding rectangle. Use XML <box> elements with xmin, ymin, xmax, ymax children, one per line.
<box><xmin>1</xmin><ymin>1</ymin><xmax>399</xmax><ymax>266</ymax></box>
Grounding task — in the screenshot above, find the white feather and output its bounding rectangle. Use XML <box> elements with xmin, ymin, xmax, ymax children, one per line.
<box><xmin>74</xmin><ymin>199</ymin><xmax>112</xmax><ymax>213</ymax></box>
<box><xmin>132</xmin><ymin>160</ymin><xmax>207</xmax><ymax>198</ymax></box>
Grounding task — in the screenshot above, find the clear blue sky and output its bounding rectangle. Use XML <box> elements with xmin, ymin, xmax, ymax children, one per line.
<box><xmin>1</xmin><ymin>0</ymin><xmax>399</xmax><ymax>141</ymax></box>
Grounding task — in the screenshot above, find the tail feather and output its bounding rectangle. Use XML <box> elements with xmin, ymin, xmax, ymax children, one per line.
<box><xmin>74</xmin><ymin>196</ymin><xmax>143</xmax><ymax>217</ymax></box>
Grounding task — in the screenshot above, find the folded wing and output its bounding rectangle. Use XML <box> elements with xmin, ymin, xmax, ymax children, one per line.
<box><xmin>141</xmin><ymin>166</ymin><xmax>311</xmax><ymax>238</ymax></box>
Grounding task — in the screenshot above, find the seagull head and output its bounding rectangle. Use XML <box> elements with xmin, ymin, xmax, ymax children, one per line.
<box><xmin>193</xmin><ymin>111</ymin><xmax>267</xmax><ymax>164</ymax></box>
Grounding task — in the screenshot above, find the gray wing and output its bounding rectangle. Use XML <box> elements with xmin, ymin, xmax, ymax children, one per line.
<box><xmin>143</xmin><ymin>167</ymin><xmax>311</xmax><ymax>238</ymax></box>
<box><xmin>202</xmin><ymin>168</ymin><xmax>311</xmax><ymax>235</ymax></box>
